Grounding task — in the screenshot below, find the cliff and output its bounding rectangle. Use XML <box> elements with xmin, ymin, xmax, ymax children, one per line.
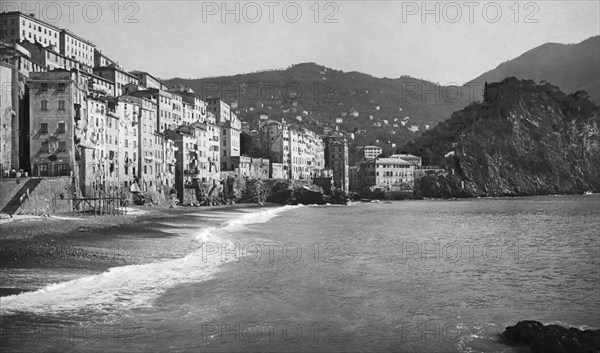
<box><xmin>409</xmin><ymin>77</ymin><xmax>600</xmax><ymax>197</ymax></box>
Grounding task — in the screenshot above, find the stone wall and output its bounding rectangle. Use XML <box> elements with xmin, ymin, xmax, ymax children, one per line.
<box><xmin>18</xmin><ymin>177</ymin><xmax>73</xmax><ymax>214</ymax></box>
<box><xmin>0</xmin><ymin>179</ymin><xmax>22</xmax><ymax>210</ymax></box>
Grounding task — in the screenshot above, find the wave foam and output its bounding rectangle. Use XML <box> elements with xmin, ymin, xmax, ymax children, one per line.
<box><xmin>1</xmin><ymin>206</ymin><xmax>295</xmax><ymax>315</ymax></box>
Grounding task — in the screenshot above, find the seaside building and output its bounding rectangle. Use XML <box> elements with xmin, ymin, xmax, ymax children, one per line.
<box><xmin>0</xmin><ymin>61</ymin><xmax>17</xmax><ymax>175</ymax></box>
<box><xmin>230</xmin><ymin>156</ymin><xmax>270</xmax><ymax>179</ymax></box>
<box><xmin>259</xmin><ymin>119</ymin><xmax>325</xmax><ymax>180</ymax></box>
<box><xmin>165</xmin><ymin>124</ymin><xmax>210</xmax><ymax>202</ymax></box>
<box><xmin>78</xmin><ymin>96</ymin><xmax>108</xmax><ymax>196</ymax></box>
<box><xmin>121</xmin><ymin>95</ymin><xmax>159</xmax><ymax>192</ymax></box>
<box><xmin>323</xmin><ymin>134</ymin><xmax>349</xmax><ymax>192</ymax></box>
<box><xmin>206</xmin><ymin>111</ymin><xmax>221</xmax><ymax>178</ymax></box>
<box><xmin>220</xmin><ymin>116</ymin><xmax>241</xmax><ymax>171</ymax></box>
<box><xmin>358</xmin><ymin>156</ymin><xmax>415</xmax><ymax>192</ymax></box>
<box><xmin>28</xmin><ymin>70</ymin><xmax>85</xmax><ymax>180</ymax></box>
<box><xmin>349</xmin><ymin>166</ymin><xmax>360</xmax><ymax>192</ymax></box>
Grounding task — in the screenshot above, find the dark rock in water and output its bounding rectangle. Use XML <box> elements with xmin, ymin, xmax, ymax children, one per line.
<box><xmin>293</xmin><ymin>187</ymin><xmax>327</xmax><ymax>205</ymax></box>
<box><xmin>266</xmin><ymin>188</ymin><xmax>294</xmax><ymax>205</ymax></box>
<box><xmin>266</xmin><ymin>185</ymin><xmax>348</xmax><ymax>205</ymax></box>
<box><xmin>502</xmin><ymin>320</ymin><xmax>600</xmax><ymax>353</ymax></box>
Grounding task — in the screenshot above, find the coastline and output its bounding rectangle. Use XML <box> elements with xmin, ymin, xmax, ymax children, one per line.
<box><xmin>0</xmin><ymin>203</ymin><xmax>281</xmax><ymax>297</ymax></box>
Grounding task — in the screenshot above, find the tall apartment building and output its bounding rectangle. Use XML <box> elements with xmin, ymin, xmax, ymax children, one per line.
<box><xmin>171</xmin><ymin>92</ymin><xmax>183</xmax><ymax>127</ymax></box>
<box><xmin>78</xmin><ymin>97</ymin><xmax>108</xmax><ymax>196</ymax></box>
<box><xmin>206</xmin><ymin>111</ymin><xmax>220</xmax><ymax>178</ymax></box>
<box><xmin>129</xmin><ymin>89</ymin><xmax>176</xmax><ymax>132</ymax></box>
<box><xmin>260</xmin><ymin>119</ymin><xmax>290</xmax><ymax>164</ymax></box>
<box><xmin>324</xmin><ymin>134</ymin><xmax>349</xmax><ymax>192</ymax></box>
<box><xmin>59</xmin><ymin>29</ymin><xmax>95</xmax><ymax>68</ymax></box>
<box><xmin>206</xmin><ymin>97</ymin><xmax>231</xmax><ymax>124</ymax></box>
<box><xmin>165</xmin><ymin>124</ymin><xmax>213</xmax><ymax>202</ymax></box>
<box><xmin>220</xmin><ymin>117</ymin><xmax>241</xmax><ymax>171</ymax></box>
<box><xmin>180</xmin><ymin>93</ymin><xmax>207</xmax><ymax>126</ymax></box>
<box><xmin>138</xmin><ymin>98</ymin><xmax>158</xmax><ymax>192</ymax></box>
<box><xmin>28</xmin><ymin>70</ymin><xmax>86</xmax><ymax>179</ymax></box>
<box><xmin>260</xmin><ymin>119</ymin><xmax>325</xmax><ymax>180</ymax></box>
<box><xmin>93</xmin><ymin>66</ymin><xmax>139</xmax><ymax>97</ymax></box>
<box><xmin>0</xmin><ymin>12</ymin><xmax>60</xmax><ymax>48</ymax></box>
<box><xmin>114</xmin><ymin>96</ymin><xmax>141</xmax><ymax>190</ymax></box>
<box><xmin>302</xmin><ymin>128</ymin><xmax>325</xmax><ymax>178</ymax></box>
<box><xmin>0</xmin><ymin>61</ymin><xmax>17</xmax><ymax>175</ymax></box>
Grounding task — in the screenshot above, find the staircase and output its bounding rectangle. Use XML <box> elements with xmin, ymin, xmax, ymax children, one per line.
<box><xmin>1</xmin><ymin>178</ymin><xmax>43</xmax><ymax>216</ymax></box>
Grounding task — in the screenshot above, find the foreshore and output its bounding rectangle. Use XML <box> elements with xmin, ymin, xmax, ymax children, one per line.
<box><xmin>0</xmin><ymin>203</ymin><xmax>280</xmax><ymax>297</ymax></box>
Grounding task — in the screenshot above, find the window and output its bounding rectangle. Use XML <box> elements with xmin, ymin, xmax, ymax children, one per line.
<box><xmin>39</xmin><ymin>163</ymin><xmax>49</xmax><ymax>176</ymax></box>
<box><xmin>58</xmin><ymin>141</ymin><xmax>66</xmax><ymax>152</ymax></box>
<box><xmin>40</xmin><ymin>123</ymin><xmax>48</xmax><ymax>133</ymax></box>
<box><xmin>56</xmin><ymin>163</ymin><xmax>70</xmax><ymax>176</ymax></box>
<box><xmin>40</xmin><ymin>83</ymin><xmax>48</xmax><ymax>91</ymax></box>
<box><xmin>57</xmin><ymin>83</ymin><xmax>65</xmax><ymax>91</ymax></box>
<box><xmin>58</xmin><ymin>122</ymin><xmax>65</xmax><ymax>133</ymax></box>
<box><xmin>41</xmin><ymin>100</ymin><xmax>48</xmax><ymax>110</ymax></box>
<box><xmin>58</xmin><ymin>100</ymin><xmax>65</xmax><ymax>110</ymax></box>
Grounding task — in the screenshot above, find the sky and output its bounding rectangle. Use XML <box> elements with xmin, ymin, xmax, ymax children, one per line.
<box><xmin>4</xmin><ymin>0</ymin><xmax>599</xmax><ymax>84</ymax></box>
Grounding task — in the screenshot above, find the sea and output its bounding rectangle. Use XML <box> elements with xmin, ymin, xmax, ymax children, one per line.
<box><xmin>1</xmin><ymin>195</ymin><xmax>599</xmax><ymax>353</ymax></box>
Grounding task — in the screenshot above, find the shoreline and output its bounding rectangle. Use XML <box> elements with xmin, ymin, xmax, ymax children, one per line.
<box><xmin>0</xmin><ymin>202</ymin><xmax>281</xmax><ymax>297</ymax></box>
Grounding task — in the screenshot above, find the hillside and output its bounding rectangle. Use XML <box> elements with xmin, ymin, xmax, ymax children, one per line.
<box><xmin>467</xmin><ymin>36</ymin><xmax>600</xmax><ymax>104</ymax></box>
<box><xmin>407</xmin><ymin>77</ymin><xmax>600</xmax><ymax>197</ymax></box>
<box><xmin>165</xmin><ymin>63</ymin><xmax>471</xmax><ymax>153</ymax></box>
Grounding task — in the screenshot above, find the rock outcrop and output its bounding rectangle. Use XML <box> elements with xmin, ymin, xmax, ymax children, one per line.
<box><xmin>409</xmin><ymin>77</ymin><xmax>600</xmax><ymax>198</ymax></box>
<box><xmin>502</xmin><ymin>321</ymin><xmax>600</xmax><ymax>353</ymax></box>
<box><xmin>267</xmin><ymin>185</ymin><xmax>347</xmax><ymax>205</ymax></box>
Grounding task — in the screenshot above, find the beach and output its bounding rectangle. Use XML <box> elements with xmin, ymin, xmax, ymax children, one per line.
<box><xmin>0</xmin><ymin>204</ymin><xmax>280</xmax><ymax>297</ymax></box>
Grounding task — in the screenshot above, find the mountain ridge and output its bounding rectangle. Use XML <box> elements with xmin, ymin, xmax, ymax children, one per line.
<box><xmin>466</xmin><ymin>35</ymin><xmax>600</xmax><ymax>104</ymax></box>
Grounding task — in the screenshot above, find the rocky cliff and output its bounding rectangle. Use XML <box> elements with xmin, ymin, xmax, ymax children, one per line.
<box><xmin>409</xmin><ymin>77</ymin><xmax>600</xmax><ymax>197</ymax></box>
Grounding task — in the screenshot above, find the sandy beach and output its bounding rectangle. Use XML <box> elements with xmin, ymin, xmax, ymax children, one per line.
<box><xmin>0</xmin><ymin>203</ymin><xmax>278</xmax><ymax>297</ymax></box>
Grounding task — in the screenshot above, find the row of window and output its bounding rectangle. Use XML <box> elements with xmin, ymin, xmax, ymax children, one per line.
<box><xmin>39</xmin><ymin>122</ymin><xmax>65</xmax><ymax>134</ymax></box>
<box><xmin>40</xmin><ymin>100</ymin><xmax>66</xmax><ymax>111</ymax></box>
<box><xmin>35</xmin><ymin>163</ymin><xmax>70</xmax><ymax>176</ymax></box>
<box><xmin>40</xmin><ymin>82</ymin><xmax>65</xmax><ymax>91</ymax></box>
<box><xmin>40</xmin><ymin>141</ymin><xmax>66</xmax><ymax>153</ymax></box>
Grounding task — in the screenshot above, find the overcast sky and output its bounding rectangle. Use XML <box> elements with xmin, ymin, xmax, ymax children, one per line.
<box><xmin>6</xmin><ymin>1</ymin><xmax>599</xmax><ymax>84</ymax></box>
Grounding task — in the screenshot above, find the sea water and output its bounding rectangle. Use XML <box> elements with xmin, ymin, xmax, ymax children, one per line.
<box><xmin>1</xmin><ymin>196</ymin><xmax>598</xmax><ymax>352</ymax></box>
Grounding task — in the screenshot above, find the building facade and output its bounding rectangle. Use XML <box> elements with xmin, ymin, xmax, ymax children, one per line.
<box><xmin>324</xmin><ymin>134</ymin><xmax>349</xmax><ymax>192</ymax></box>
<box><xmin>29</xmin><ymin>70</ymin><xmax>84</xmax><ymax>179</ymax></box>
<box><xmin>364</xmin><ymin>145</ymin><xmax>382</xmax><ymax>160</ymax></box>
<box><xmin>358</xmin><ymin>156</ymin><xmax>415</xmax><ymax>192</ymax></box>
